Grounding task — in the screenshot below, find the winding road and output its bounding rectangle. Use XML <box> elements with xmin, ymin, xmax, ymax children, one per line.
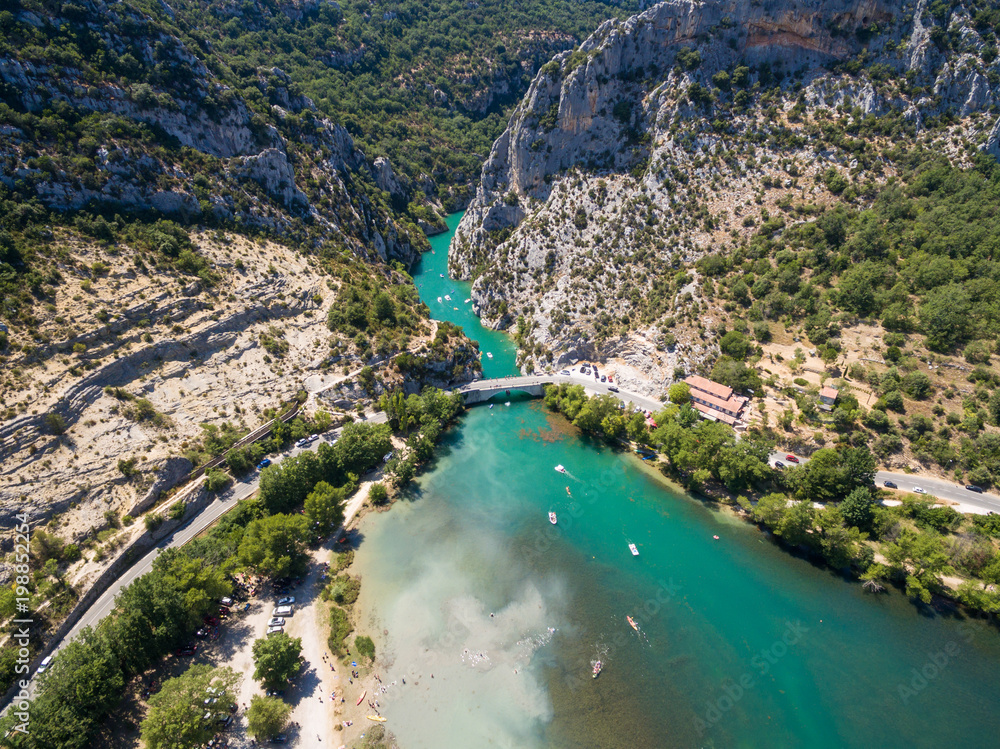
<box><xmin>32</xmin><ymin>413</ymin><xmax>388</xmax><ymax>692</ymax></box>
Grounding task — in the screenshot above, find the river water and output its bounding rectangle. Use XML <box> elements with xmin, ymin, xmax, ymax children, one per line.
<box><xmin>351</xmin><ymin>214</ymin><xmax>1000</xmax><ymax>748</ymax></box>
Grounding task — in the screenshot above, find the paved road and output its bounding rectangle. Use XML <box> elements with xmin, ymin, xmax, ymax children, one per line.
<box><xmin>466</xmin><ymin>373</ymin><xmax>1000</xmax><ymax>515</ymax></box>
<box><xmin>461</xmin><ymin>367</ymin><xmax>665</xmax><ymax>415</ymax></box>
<box><xmin>35</xmin><ymin>412</ymin><xmax>389</xmax><ymax>690</ymax></box>
<box><xmin>768</xmin><ymin>450</ymin><xmax>1000</xmax><ymax>514</ymax></box>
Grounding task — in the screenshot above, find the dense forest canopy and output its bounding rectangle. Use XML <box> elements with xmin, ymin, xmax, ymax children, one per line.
<box><xmin>144</xmin><ymin>0</ymin><xmax>639</xmax><ymax>187</ymax></box>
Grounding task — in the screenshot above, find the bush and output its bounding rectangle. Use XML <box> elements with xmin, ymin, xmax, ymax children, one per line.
<box><xmin>327</xmin><ymin>606</ymin><xmax>353</xmax><ymax>655</ymax></box>
<box><xmin>369</xmin><ymin>483</ymin><xmax>388</xmax><ymax>505</ymax></box>
<box><xmin>44</xmin><ymin>412</ymin><xmax>67</xmax><ymax>435</ymax></box>
<box><xmin>144</xmin><ymin>513</ymin><xmax>164</xmax><ymax>531</ymax></box>
<box><xmin>355</xmin><ymin>635</ymin><xmax>376</xmax><ymax>663</ymax></box>
<box><xmin>205</xmin><ymin>468</ymin><xmax>232</xmax><ymax>492</ymax></box>
<box><xmin>882</xmin><ymin>390</ymin><xmax>905</xmax><ymax>412</ymax></box>
<box><xmin>168</xmin><ymin>502</ymin><xmax>186</xmax><ymax>521</ymax></box>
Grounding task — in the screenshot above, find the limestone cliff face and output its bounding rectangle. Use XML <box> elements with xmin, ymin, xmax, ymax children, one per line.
<box><xmin>452</xmin><ymin>0</ymin><xmax>1000</xmax><ymax>389</ymax></box>
<box><xmin>0</xmin><ymin>0</ymin><xmax>422</xmax><ymax>266</ymax></box>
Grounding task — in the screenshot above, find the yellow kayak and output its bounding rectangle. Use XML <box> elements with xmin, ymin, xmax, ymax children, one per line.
<box><xmin>367</xmin><ymin>715</ymin><xmax>387</xmax><ymax>723</ymax></box>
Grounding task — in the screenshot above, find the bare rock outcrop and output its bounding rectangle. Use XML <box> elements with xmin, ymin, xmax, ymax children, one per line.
<box><xmin>452</xmin><ymin>0</ymin><xmax>1000</xmax><ymax>385</ymax></box>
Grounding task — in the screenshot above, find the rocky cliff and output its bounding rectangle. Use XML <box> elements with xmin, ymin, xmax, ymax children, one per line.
<box><xmin>452</xmin><ymin>0</ymin><xmax>1000</xmax><ymax>391</ymax></box>
<box><xmin>0</xmin><ymin>0</ymin><xmax>425</xmax><ymax>266</ymax></box>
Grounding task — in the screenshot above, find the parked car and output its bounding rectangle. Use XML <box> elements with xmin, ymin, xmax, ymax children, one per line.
<box><xmin>774</xmin><ymin>461</ymin><xmax>784</xmax><ymax>469</ymax></box>
<box><xmin>272</xmin><ymin>606</ymin><xmax>293</xmax><ymax>617</ymax></box>
<box><xmin>219</xmin><ymin>597</ymin><xmax>233</xmax><ymax>607</ymax></box>
<box><xmin>267</xmin><ymin>617</ymin><xmax>285</xmax><ymax>627</ymax></box>
<box><xmin>295</xmin><ymin>438</ymin><xmax>309</xmax><ymax>448</ymax></box>
<box><xmin>267</xmin><ymin>626</ymin><xmax>284</xmax><ymax>635</ymax></box>
<box><xmin>966</xmin><ymin>485</ymin><xmax>984</xmax><ymax>493</ymax></box>
<box><xmin>195</xmin><ymin>628</ymin><xmax>209</xmax><ymax>639</ymax></box>
<box><xmin>270</xmin><ymin>735</ymin><xmax>288</xmax><ymax>744</ymax></box>
<box><xmin>277</xmin><ymin>596</ymin><xmax>295</xmax><ymax>605</ymax></box>
<box><xmin>257</xmin><ymin>458</ymin><xmax>271</xmax><ymax>470</ymax></box>
<box><xmin>785</xmin><ymin>455</ymin><xmax>800</xmax><ymax>463</ymax></box>
<box><xmin>559</xmin><ymin>370</ymin><xmax>570</xmax><ymax>376</ymax></box>
<box><xmin>883</xmin><ymin>481</ymin><xmax>898</xmax><ymax>489</ymax></box>
<box><xmin>175</xmin><ymin>644</ymin><xmax>197</xmax><ymax>657</ymax></box>
<box><xmin>913</xmin><ymin>487</ymin><xmax>926</xmax><ymax>494</ymax></box>
<box><xmin>265</xmin><ymin>689</ymin><xmax>285</xmax><ymax>698</ymax></box>
<box><xmin>608</xmin><ymin>385</ymin><xmax>619</xmax><ymax>393</ymax></box>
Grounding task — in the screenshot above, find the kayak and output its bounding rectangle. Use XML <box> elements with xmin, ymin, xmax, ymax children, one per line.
<box><xmin>627</xmin><ymin>616</ymin><xmax>639</xmax><ymax>632</ymax></box>
<box><xmin>367</xmin><ymin>715</ymin><xmax>387</xmax><ymax>723</ymax></box>
<box><xmin>356</xmin><ymin>690</ymin><xmax>366</xmax><ymax>706</ymax></box>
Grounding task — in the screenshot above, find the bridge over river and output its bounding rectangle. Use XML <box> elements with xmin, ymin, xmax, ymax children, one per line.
<box><xmin>455</xmin><ymin>374</ymin><xmax>665</xmax><ymax>414</ymax></box>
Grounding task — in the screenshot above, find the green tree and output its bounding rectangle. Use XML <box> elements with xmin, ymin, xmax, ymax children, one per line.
<box><xmin>775</xmin><ymin>500</ymin><xmax>816</xmax><ymax>547</ymax></box>
<box><xmin>259</xmin><ymin>451</ymin><xmax>322</xmax><ymax>514</ymax></box>
<box><xmin>141</xmin><ymin>665</ymin><xmax>239</xmax><ymax>749</ymax></box>
<box><xmin>789</xmin><ymin>445</ymin><xmax>876</xmax><ymax>502</ymax></box>
<box><xmin>751</xmin><ymin>493</ymin><xmax>788</xmax><ymax>527</ymax></box>
<box><xmin>246</xmin><ymin>694</ymin><xmax>292</xmax><ymax>740</ymax></box>
<box><xmin>884</xmin><ymin>529</ymin><xmax>953</xmax><ymax>603</ymax></box>
<box><xmin>238</xmin><ymin>514</ymin><xmax>310</xmax><ymax>578</ymax></box>
<box><xmin>252</xmin><ymin>632</ymin><xmax>303</xmax><ymax>687</ymax></box>
<box><xmin>668</xmin><ymin>382</ymin><xmax>691</xmax><ymax>404</ymax></box>
<box><xmin>22</xmin><ymin>628</ymin><xmax>124</xmax><ymax>749</ymax></box>
<box><xmin>919</xmin><ymin>285</ymin><xmax>972</xmax><ymax>351</ymax></box>
<box><xmin>304</xmin><ymin>481</ymin><xmax>348</xmax><ymax>535</ymax></box>
<box><xmin>152</xmin><ymin>547</ymin><xmax>232</xmax><ymax>627</ymax></box>
<box><xmin>840</xmin><ymin>487</ymin><xmax>875</xmax><ymax>531</ymax></box>
<box><xmin>718</xmin><ymin>330</ymin><xmax>752</xmax><ymax>360</ymax></box>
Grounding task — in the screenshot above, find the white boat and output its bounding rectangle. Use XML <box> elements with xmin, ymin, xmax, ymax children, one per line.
<box><xmin>444</xmin><ymin>295</ymin><xmax>452</xmax><ymax>301</ymax></box>
<box><xmin>489</xmin><ymin>404</ymin><xmax>494</xmax><ymax>409</ymax></box>
<box><xmin>486</xmin><ymin>352</ymin><xmax>493</xmax><ymax>359</ymax></box>
<box><xmin>549</xmin><ymin>512</ymin><xmax>557</xmax><ymax>525</ymax></box>
<box><xmin>592</xmin><ymin>660</ymin><xmax>602</xmax><ymax>679</ymax></box>
<box><xmin>505</xmin><ymin>401</ymin><xmax>510</xmax><ymax>406</ymax></box>
<box><xmin>439</xmin><ymin>273</ymin><xmax>444</xmax><ymax>277</ymax></box>
<box><xmin>464</xmin><ymin>298</ymin><xmax>471</xmax><ymax>303</ymax></box>
<box><xmin>629</xmin><ymin>543</ymin><xmax>639</xmax><ymax>556</ymax></box>
<box><xmin>555</xmin><ymin>465</ymin><xmax>567</xmax><ymax>474</ymax></box>
<box><xmin>437</xmin><ymin>296</ymin><xmax>443</xmax><ymax>303</ymax></box>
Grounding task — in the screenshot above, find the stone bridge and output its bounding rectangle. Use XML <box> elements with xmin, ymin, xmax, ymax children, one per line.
<box><xmin>455</xmin><ymin>374</ymin><xmax>666</xmax><ymax>414</ymax></box>
<box><xmin>456</xmin><ymin>376</ymin><xmax>553</xmax><ymax>404</ymax></box>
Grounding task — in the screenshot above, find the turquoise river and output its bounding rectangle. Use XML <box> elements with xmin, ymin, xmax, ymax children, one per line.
<box><xmin>351</xmin><ymin>213</ymin><xmax>1000</xmax><ymax>748</ymax></box>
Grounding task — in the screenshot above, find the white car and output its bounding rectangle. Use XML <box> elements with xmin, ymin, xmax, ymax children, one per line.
<box><xmin>267</xmin><ymin>626</ymin><xmax>284</xmax><ymax>635</ymax></box>
<box><xmin>36</xmin><ymin>655</ymin><xmax>53</xmax><ymax>675</ymax></box>
<box><xmin>913</xmin><ymin>487</ymin><xmax>926</xmax><ymax>494</ymax></box>
<box><xmin>268</xmin><ymin>617</ymin><xmax>285</xmax><ymax>627</ymax></box>
<box><xmin>277</xmin><ymin>596</ymin><xmax>295</xmax><ymax>605</ymax></box>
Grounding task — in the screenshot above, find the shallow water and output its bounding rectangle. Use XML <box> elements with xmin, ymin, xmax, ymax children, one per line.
<box><xmin>350</xmin><ymin>217</ymin><xmax>1000</xmax><ymax>749</ymax></box>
